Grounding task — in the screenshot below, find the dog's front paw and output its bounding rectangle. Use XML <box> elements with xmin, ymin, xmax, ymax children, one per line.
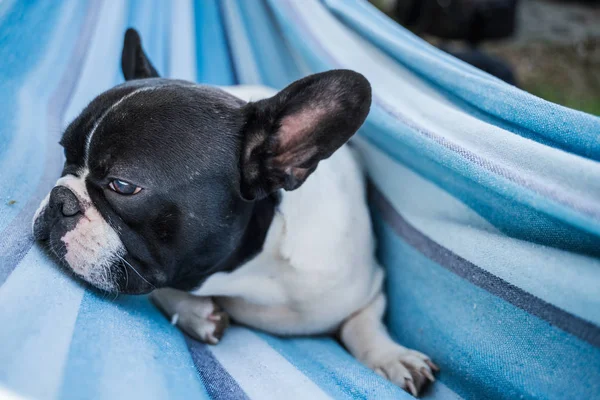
<box><xmin>365</xmin><ymin>347</ymin><xmax>439</xmax><ymax>397</ymax></box>
<box><xmin>151</xmin><ymin>290</ymin><xmax>230</xmax><ymax>345</ymax></box>
<box><xmin>174</xmin><ymin>301</ymin><xmax>230</xmax><ymax>345</ymax></box>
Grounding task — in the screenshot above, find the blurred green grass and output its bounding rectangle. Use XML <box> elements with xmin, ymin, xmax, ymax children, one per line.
<box><xmin>486</xmin><ymin>41</ymin><xmax>600</xmax><ymax>117</ymax></box>
<box><xmin>530</xmin><ymin>85</ymin><xmax>600</xmax><ymax>116</ymax></box>
<box><xmin>368</xmin><ymin>1</ymin><xmax>600</xmax><ymax>117</ymax></box>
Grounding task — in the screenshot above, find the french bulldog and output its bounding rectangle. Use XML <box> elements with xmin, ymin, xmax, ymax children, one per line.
<box><xmin>32</xmin><ymin>29</ymin><xmax>437</xmax><ymax>396</ymax></box>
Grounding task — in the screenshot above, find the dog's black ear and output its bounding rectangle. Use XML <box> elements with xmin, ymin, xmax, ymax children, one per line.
<box><xmin>121</xmin><ymin>28</ymin><xmax>159</xmax><ymax>80</ymax></box>
<box><xmin>240</xmin><ymin>69</ymin><xmax>371</xmax><ymax>200</ymax></box>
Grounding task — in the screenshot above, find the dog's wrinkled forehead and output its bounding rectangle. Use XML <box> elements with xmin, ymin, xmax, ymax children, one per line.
<box><xmin>60</xmin><ymin>79</ymin><xmax>245</xmax><ymax>176</ymax></box>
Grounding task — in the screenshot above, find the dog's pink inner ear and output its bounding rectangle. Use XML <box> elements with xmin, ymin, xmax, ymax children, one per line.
<box><xmin>240</xmin><ymin>70</ymin><xmax>371</xmax><ymax>199</ymax></box>
<box><xmin>273</xmin><ymin>107</ymin><xmax>327</xmax><ymax>168</ymax></box>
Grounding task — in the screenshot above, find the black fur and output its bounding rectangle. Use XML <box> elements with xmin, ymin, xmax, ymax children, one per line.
<box><xmin>34</xmin><ymin>29</ymin><xmax>371</xmax><ymax>294</ymax></box>
<box><xmin>121</xmin><ymin>28</ymin><xmax>159</xmax><ymax>80</ymax></box>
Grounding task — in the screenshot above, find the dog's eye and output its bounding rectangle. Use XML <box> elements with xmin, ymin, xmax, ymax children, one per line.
<box><xmin>108</xmin><ymin>179</ymin><xmax>142</xmax><ymax>195</ymax></box>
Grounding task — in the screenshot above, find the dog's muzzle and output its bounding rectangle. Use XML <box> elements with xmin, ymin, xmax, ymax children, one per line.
<box><xmin>33</xmin><ymin>186</ymin><xmax>83</xmax><ymax>242</ymax></box>
<box><xmin>33</xmin><ymin>174</ymin><xmax>127</xmax><ymax>292</ymax></box>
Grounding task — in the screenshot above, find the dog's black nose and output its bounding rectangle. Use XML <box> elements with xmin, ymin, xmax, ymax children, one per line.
<box><xmin>49</xmin><ymin>186</ymin><xmax>82</xmax><ymax>217</ymax></box>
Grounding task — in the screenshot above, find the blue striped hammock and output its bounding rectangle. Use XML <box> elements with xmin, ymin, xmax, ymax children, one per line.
<box><xmin>0</xmin><ymin>1</ymin><xmax>598</xmax><ymax>399</ymax></box>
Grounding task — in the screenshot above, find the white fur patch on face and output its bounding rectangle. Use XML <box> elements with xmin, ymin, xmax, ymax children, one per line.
<box><xmin>55</xmin><ymin>172</ymin><xmax>125</xmax><ymax>291</ymax></box>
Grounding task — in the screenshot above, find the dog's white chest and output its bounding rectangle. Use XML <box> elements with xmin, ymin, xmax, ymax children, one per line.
<box><xmin>193</xmin><ymin>145</ymin><xmax>384</xmax><ymax>335</ymax></box>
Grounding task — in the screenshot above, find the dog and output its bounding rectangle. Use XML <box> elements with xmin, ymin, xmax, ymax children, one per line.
<box><xmin>32</xmin><ymin>29</ymin><xmax>437</xmax><ymax>396</ymax></box>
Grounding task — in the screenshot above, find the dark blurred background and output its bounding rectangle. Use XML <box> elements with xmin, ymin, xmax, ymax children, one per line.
<box><xmin>371</xmin><ymin>0</ymin><xmax>600</xmax><ymax>115</ymax></box>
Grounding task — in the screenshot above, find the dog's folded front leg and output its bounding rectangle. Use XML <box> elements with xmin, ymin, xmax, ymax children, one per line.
<box><xmin>339</xmin><ymin>292</ymin><xmax>439</xmax><ymax>397</ymax></box>
<box><xmin>150</xmin><ymin>288</ymin><xmax>229</xmax><ymax>344</ymax></box>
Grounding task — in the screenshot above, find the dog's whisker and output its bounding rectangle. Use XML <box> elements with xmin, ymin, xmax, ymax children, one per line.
<box><xmin>121</xmin><ymin>258</ymin><xmax>129</xmax><ymax>290</ymax></box>
<box><xmin>117</xmin><ymin>255</ymin><xmax>155</xmax><ymax>289</ymax></box>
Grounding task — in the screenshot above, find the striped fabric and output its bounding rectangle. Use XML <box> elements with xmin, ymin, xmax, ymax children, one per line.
<box><xmin>0</xmin><ymin>1</ymin><xmax>598</xmax><ymax>399</ymax></box>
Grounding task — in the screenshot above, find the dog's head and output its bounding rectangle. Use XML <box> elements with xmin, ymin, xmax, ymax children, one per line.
<box><xmin>33</xmin><ymin>29</ymin><xmax>371</xmax><ymax>294</ymax></box>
